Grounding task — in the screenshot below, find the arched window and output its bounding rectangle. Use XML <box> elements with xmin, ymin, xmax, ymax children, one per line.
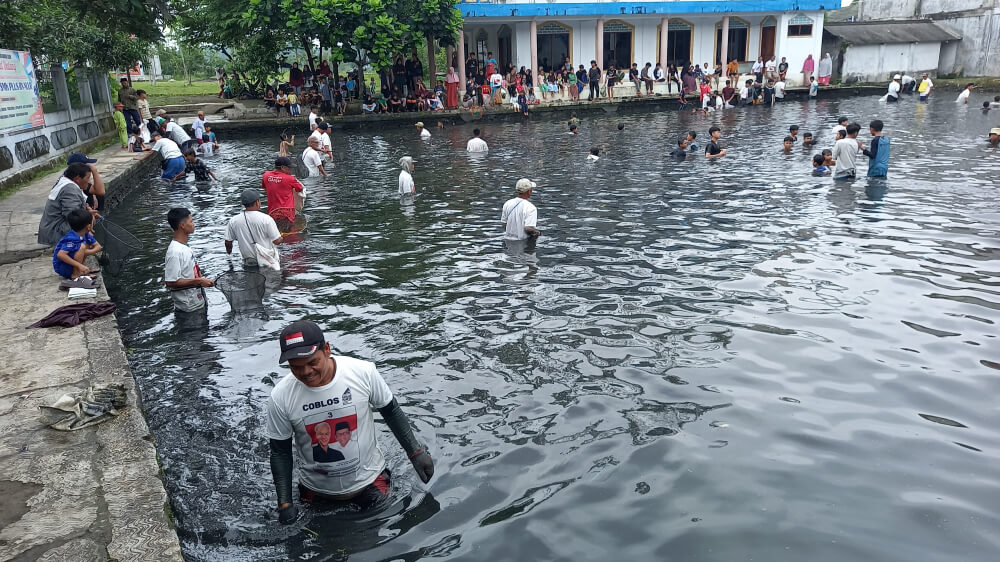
<box><xmin>498</xmin><ymin>25</ymin><xmax>513</xmax><ymax>72</ymax></box>
<box><xmin>536</xmin><ymin>22</ymin><xmax>572</xmax><ymax>73</ymax></box>
<box><xmin>715</xmin><ymin>18</ymin><xmax>750</xmax><ymax>63</ymax></box>
<box><xmin>603</xmin><ymin>19</ymin><xmax>634</xmax><ymax>69</ymax></box>
<box><xmin>476</xmin><ymin>29</ymin><xmax>489</xmax><ymax>66</ymax></box>
<box><xmin>656</xmin><ymin>20</ymin><xmax>694</xmax><ymax>68</ymax></box>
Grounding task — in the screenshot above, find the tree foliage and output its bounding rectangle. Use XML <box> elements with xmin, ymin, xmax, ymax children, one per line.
<box><xmin>172</xmin><ymin>0</ymin><xmax>461</xmax><ymax>83</ymax></box>
<box><xmin>0</xmin><ymin>0</ymin><xmax>166</xmax><ymax>68</ymax></box>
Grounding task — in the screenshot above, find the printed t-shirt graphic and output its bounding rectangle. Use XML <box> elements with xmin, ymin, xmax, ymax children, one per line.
<box><xmin>266</xmin><ymin>356</ymin><xmax>394</xmax><ymax>495</ymax></box>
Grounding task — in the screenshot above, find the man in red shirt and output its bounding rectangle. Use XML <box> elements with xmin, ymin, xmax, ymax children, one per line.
<box><xmin>262</xmin><ymin>157</ymin><xmax>304</xmax><ymax>227</ymax></box>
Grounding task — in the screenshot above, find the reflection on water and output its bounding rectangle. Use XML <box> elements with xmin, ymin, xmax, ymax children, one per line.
<box><xmin>107</xmin><ymin>95</ymin><xmax>1000</xmax><ymax>562</ymax></box>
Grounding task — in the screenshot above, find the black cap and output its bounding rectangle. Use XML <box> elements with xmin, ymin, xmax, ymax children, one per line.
<box><xmin>275</xmin><ymin>156</ymin><xmax>292</xmax><ymax>168</ymax></box>
<box><xmin>278</xmin><ymin>320</ymin><xmax>325</xmax><ymax>363</ymax></box>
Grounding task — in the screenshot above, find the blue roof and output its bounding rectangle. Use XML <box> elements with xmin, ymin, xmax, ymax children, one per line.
<box><xmin>458</xmin><ymin>1</ymin><xmax>831</xmax><ymax>18</ymax></box>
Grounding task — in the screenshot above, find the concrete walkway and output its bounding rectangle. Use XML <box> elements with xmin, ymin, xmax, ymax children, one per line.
<box><xmin>0</xmin><ymin>148</ymin><xmax>181</xmax><ymax>560</ymax></box>
<box><xmin>0</xmin><ymin>145</ymin><xmax>157</xmax><ymax>265</ymax></box>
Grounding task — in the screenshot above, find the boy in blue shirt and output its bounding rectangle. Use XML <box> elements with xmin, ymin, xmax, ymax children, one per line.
<box><xmin>862</xmin><ymin>119</ymin><xmax>890</xmax><ymax>178</ymax></box>
<box><xmin>811</xmin><ymin>153</ymin><xmax>830</xmax><ymax>176</ymax></box>
<box><xmin>53</xmin><ymin>208</ymin><xmax>102</xmax><ymax>279</ymax></box>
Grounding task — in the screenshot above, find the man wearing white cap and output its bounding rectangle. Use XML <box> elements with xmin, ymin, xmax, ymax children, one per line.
<box><xmin>415</xmin><ymin>122</ymin><xmax>431</xmax><ymax>139</ymax></box>
<box><xmin>886</xmin><ymin>75</ymin><xmax>901</xmax><ymax>103</ymax></box>
<box><xmin>500</xmin><ymin>179</ymin><xmax>540</xmax><ymax>241</ymax></box>
<box><xmin>988</xmin><ymin>127</ymin><xmax>1000</xmax><ymax>149</ymax></box>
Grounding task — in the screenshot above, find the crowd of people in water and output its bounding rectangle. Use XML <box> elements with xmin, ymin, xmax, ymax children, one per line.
<box><xmin>30</xmin><ymin>67</ymin><xmax>1000</xmax><ymax>525</ymax></box>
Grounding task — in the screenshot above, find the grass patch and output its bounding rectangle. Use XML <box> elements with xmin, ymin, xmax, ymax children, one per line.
<box><xmin>141</xmin><ymin>80</ymin><xmax>220</xmax><ymax>98</ymax></box>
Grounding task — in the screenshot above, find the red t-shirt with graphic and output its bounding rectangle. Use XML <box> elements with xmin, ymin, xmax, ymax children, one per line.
<box><xmin>262</xmin><ymin>170</ymin><xmax>303</xmax><ymax>213</ymax></box>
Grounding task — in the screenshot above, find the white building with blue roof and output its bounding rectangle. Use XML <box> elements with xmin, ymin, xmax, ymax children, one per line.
<box><xmin>453</xmin><ymin>0</ymin><xmax>835</xmax><ymax>87</ymax></box>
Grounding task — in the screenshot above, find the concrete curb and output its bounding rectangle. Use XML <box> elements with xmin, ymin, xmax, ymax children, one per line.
<box><xmin>0</xmin><ymin>147</ymin><xmax>182</xmax><ymax>560</ymax></box>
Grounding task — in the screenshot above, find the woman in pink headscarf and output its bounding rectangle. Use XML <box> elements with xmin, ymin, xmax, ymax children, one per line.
<box><xmin>801</xmin><ymin>54</ymin><xmax>815</xmax><ymax>86</ymax></box>
<box><xmin>445</xmin><ymin>66</ymin><xmax>460</xmax><ymax>108</ymax></box>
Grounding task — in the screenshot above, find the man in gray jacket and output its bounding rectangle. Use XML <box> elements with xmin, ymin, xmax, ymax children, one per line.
<box><xmin>37</xmin><ymin>161</ymin><xmax>100</xmax><ymax>246</ymax></box>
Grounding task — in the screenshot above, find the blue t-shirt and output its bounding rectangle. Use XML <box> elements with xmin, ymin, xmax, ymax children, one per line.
<box><xmin>52</xmin><ymin>230</ymin><xmax>97</xmax><ymax>278</ymax></box>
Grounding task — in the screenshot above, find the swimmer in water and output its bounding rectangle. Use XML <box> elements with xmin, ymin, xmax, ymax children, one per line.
<box><xmin>670</xmin><ymin>138</ymin><xmax>688</xmax><ymax>160</ymax></box>
<box><xmin>812</xmin><ymin>153</ymin><xmax>831</xmax><ymax>176</ymax></box>
<box><xmin>822</xmin><ymin>148</ymin><xmax>835</xmax><ymax>168</ymax></box>
<box><xmin>278</xmin><ymin>133</ymin><xmax>295</xmax><ymax>157</ymax></box>
<box><xmin>782</xmin><ymin>136</ymin><xmax>794</xmax><ymax>154</ymax></box>
<box><xmin>587</xmin><ymin>147</ymin><xmax>600</xmax><ymax>162</ymax></box>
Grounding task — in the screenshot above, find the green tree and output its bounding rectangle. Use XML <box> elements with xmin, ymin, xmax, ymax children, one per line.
<box><xmin>0</xmin><ymin>0</ymin><xmax>161</xmax><ymax>71</ymax></box>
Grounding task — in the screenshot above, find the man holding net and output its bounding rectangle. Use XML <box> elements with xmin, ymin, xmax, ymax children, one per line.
<box><xmin>262</xmin><ymin>157</ymin><xmax>305</xmax><ymax>230</ymax></box>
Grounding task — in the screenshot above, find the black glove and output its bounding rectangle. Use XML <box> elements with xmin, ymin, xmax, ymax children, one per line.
<box><xmin>410</xmin><ymin>449</ymin><xmax>434</xmax><ymax>484</ymax></box>
<box><xmin>277</xmin><ymin>504</ymin><xmax>298</xmax><ymax>525</ymax></box>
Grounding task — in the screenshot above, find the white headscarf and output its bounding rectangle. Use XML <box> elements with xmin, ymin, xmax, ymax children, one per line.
<box><xmin>399</xmin><ymin>156</ymin><xmax>414</xmax><ymax>172</ymax></box>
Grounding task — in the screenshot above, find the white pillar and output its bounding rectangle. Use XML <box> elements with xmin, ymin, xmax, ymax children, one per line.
<box><xmin>721</xmin><ymin>16</ymin><xmax>730</xmax><ymax>77</ymax></box>
<box><xmin>530</xmin><ymin>20</ymin><xmax>539</xmax><ymax>90</ymax></box>
<box><xmin>660</xmin><ymin>18</ymin><xmax>669</xmax><ymax>68</ymax></box>
<box><xmin>458</xmin><ymin>30</ymin><xmax>467</xmax><ymax>89</ymax></box>
<box><xmin>596</xmin><ymin>19</ymin><xmax>604</xmax><ymax>68</ymax></box>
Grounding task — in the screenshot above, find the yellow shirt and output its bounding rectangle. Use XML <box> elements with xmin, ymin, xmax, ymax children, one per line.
<box><xmin>918</xmin><ymin>80</ymin><xmax>929</xmax><ymax>93</ymax></box>
<box><xmin>288</xmin><ymin>93</ymin><xmax>298</xmax><ymax>104</ymax></box>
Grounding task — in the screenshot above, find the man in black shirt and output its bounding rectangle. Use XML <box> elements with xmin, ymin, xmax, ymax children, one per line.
<box><xmin>670</xmin><ymin>138</ymin><xmax>688</xmax><ymax>160</ymax></box>
<box><xmin>705</xmin><ymin>126</ymin><xmax>726</xmax><ymax>159</ymax></box>
<box><xmin>588</xmin><ymin>60</ymin><xmax>601</xmax><ymax>100</ymax></box>
<box><xmin>174</xmin><ymin>148</ymin><xmax>217</xmax><ymax>182</ymax></box>
<box><xmin>762</xmin><ymin>79</ymin><xmax>775</xmax><ymax>106</ymax></box>
<box><xmin>466</xmin><ymin>53</ymin><xmax>479</xmax><ymax>81</ymax></box>
<box><xmin>407</xmin><ymin>54</ymin><xmax>423</xmax><ymax>92</ymax></box>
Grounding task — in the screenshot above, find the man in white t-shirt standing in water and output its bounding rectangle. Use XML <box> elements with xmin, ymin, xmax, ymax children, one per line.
<box><xmin>308</xmin><ymin>122</ymin><xmax>333</xmax><ymax>160</ymax></box>
<box><xmin>466</xmin><ymin>128</ymin><xmax>489</xmax><ymax>152</ymax></box>
<box><xmin>500</xmin><ymin>179</ymin><xmax>540</xmax><ymax>241</ymax></box>
<box><xmin>164</xmin><ymin>207</ymin><xmax>213</xmax><ymax>313</ymax></box>
<box><xmin>301</xmin><ymin>137</ymin><xmax>327</xmax><ymax>179</ymax></box>
<box><xmin>266</xmin><ymin>320</ymin><xmax>434</xmax><ymax>523</ymax></box>
<box><xmin>225</xmin><ymin>189</ymin><xmax>283</xmax><ymax>266</ymax></box>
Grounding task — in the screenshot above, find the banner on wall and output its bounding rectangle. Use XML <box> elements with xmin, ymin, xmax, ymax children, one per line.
<box><xmin>0</xmin><ymin>49</ymin><xmax>45</xmax><ymax>133</ymax></box>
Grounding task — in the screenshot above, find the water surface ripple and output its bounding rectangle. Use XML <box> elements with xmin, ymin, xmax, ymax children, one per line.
<box><xmin>107</xmin><ymin>96</ymin><xmax>1000</xmax><ymax>561</ymax></box>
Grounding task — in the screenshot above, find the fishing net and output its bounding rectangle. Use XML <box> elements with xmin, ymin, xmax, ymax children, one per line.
<box><xmin>214</xmin><ymin>271</ymin><xmax>266</xmax><ymax>312</ymax></box>
<box><xmin>94</xmin><ymin>219</ymin><xmax>143</xmax><ymax>276</ymax></box>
